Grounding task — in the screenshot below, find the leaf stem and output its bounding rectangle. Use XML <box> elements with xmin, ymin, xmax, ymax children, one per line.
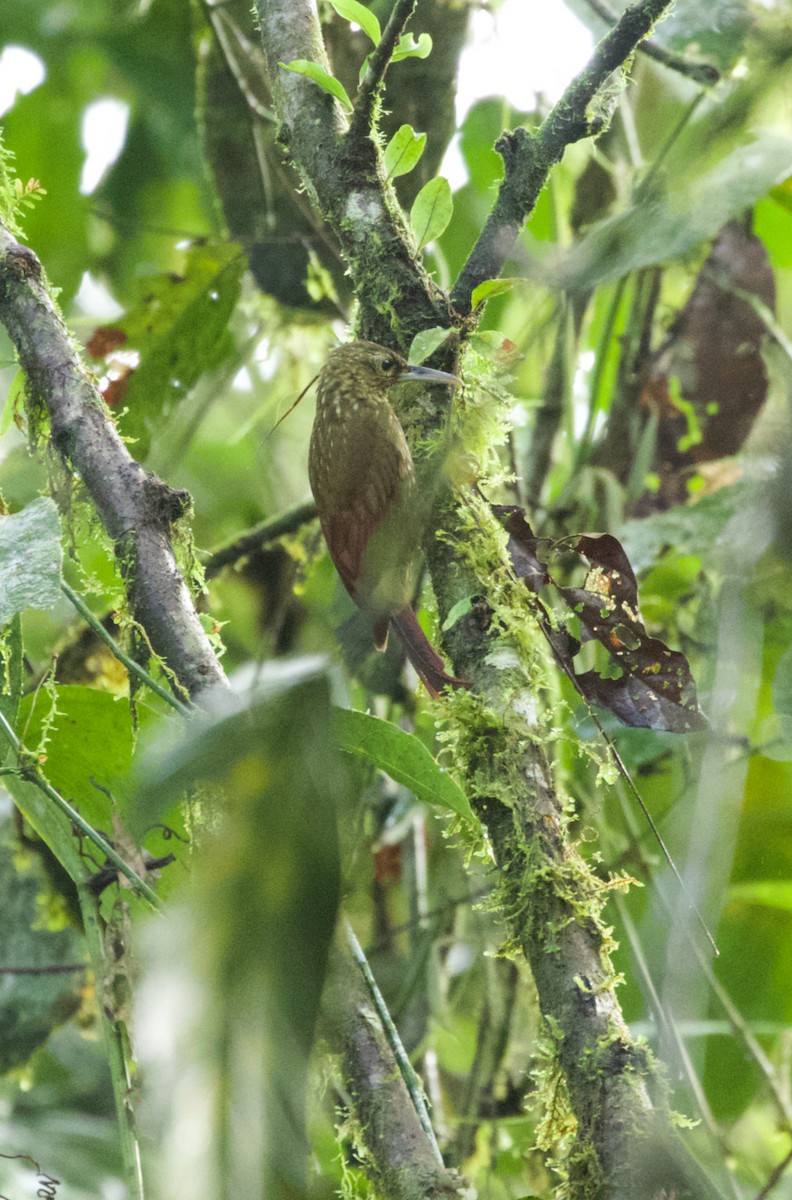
<box><xmin>61</xmin><ymin>582</ymin><xmax>191</xmax><ymax>716</ymax></box>
<box><xmin>78</xmin><ymin>880</ymin><xmax>147</xmax><ymax>1198</ymax></box>
<box><xmin>345</xmin><ymin>919</ymin><xmax>443</xmax><ymax>1163</ymax></box>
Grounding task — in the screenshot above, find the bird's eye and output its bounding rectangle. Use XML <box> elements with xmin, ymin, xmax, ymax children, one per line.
<box><xmin>378</xmin><ymin>357</ymin><xmax>397</xmax><ymax>373</ymax></box>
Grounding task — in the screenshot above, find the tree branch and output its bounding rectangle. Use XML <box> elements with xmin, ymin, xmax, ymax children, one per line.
<box><xmin>348</xmin><ymin>0</ymin><xmax>417</xmax><ymax>144</ymax></box>
<box><xmin>256</xmin><ymin>0</ymin><xmax>450</xmax><ymax>347</ymax></box>
<box><xmin>583</xmin><ymin>0</ymin><xmax>720</xmax><ymax>84</ymax></box>
<box><xmin>451</xmin><ymin>0</ymin><xmax>678</xmax><ymax>312</ymax></box>
<box><xmin>0</xmin><ymin>228</ymin><xmax>228</xmax><ymax>702</ymax></box>
<box><xmin>255</xmin><ymin>2</ymin><xmax>720</xmax><ymax>1192</ymax></box>
<box><xmin>427</xmin><ymin>503</ymin><xmax>722</xmax><ymax>1199</ymax></box>
<box><xmin>323</xmin><ymin>934</ymin><xmax>469</xmax><ymax>1200</ymax></box>
<box><xmin>205</xmin><ymin>499</ymin><xmax>317</xmax><ymax>579</ymax></box>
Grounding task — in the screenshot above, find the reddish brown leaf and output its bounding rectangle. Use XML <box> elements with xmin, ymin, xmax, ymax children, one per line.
<box><xmin>101</xmin><ymin>369</ymin><xmax>133</xmax><ymax>408</ymax></box>
<box><xmin>86</xmin><ymin>326</ymin><xmax>128</xmax><ymax>359</ymax></box>
<box><xmin>640</xmin><ymin>219</ymin><xmax>775</xmax><ymax>507</ymax></box>
<box><xmin>374</xmin><ymin>842</ymin><xmax>402</xmax><ymax>884</ymax></box>
<box><xmin>495</xmin><ymin>508</ymin><xmax>706</xmax><ymax>732</ymax></box>
<box><xmin>492</xmin><ymin>505</ymin><xmax>549</xmax><ymax>595</ymax></box>
<box><xmin>559</xmin><ymin>535</ymin><xmax>706</xmax><ymax>731</ymax></box>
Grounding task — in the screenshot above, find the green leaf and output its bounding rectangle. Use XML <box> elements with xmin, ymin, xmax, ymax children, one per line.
<box><xmin>770</xmin><ymin>176</ymin><xmax>792</xmax><ymax>216</ymax></box>
<box><xmin>16</xmin><ymin>684</ymin><xmax>137</xmax><ymax>830</ymax></box>
<box><xmin>470</xmin><ymin>277</ymin><xmax>521</xmax><ymax>309</ymax></box>
<box><xmin>327</xmin><ymin>0</ymin><xmax>381</xmax><ymax>45</ymax></box>
<box><xmin>408</xmin><ymin>326</ymin><xmax>450</xmax><ymax>365</ymax></box>
<box><xmin>620</xmin><ymin>476</ymin><xmax>761</xmax><ymax>574</ymax></box>
<box><xmin>384</xmin><ymin>124</ymin><xmax>427</xmax><ymax>181</ymax></box>
<box><xmin>334</xmin><ymin>707</ymin><xmax>474</xmax><ymax>823</ymax></box>
<box><xmin>410</xmin><ymin>176</ymin><xmax>453</xmax><ymax>252</ymax></box>
<box><xmin>93</xmin><ymin>241</ymin><xmax>245</xmax><ymax>459</ymax></box>
<box><xmin>729</xmin><ymin>880</ymin><xmax>792</xmax><ymax>912</ymax></box>
<box><xmin>279</xmin><ymin>59</ymin><xmax>353</xmax><ymax>111</ymax></box>
<box><xmin>131</xmin><ymin>657</ymin><xmax>333</xmax><ymax>832</ymax></box>
<box><xmin>0</xmin><ymin>828</ymin><xmax>85</xmax><ymax>1072</ymax></box>
<box><xmin>3</xmin><ymin>772</ymin><xmax>87</xmax><ymax>888</ymax></box>
<box><xmin>0</xmin><ymin>497</ymin><xmax>62</xmax><ymax>624</ymax></box>
<box><xmin>441</xmin><ymin>595</ymin><xmax>474</xmax><ymax>632</ymax></box>
<box><xmin>392</xmin><ymin>32</ymin><xmax>432</xmax><ymax>62</ymax></box>
<box><xmin>558</xmin><ymin>132</ymin><xmax>792</xmax><ymax>292</ymax></box>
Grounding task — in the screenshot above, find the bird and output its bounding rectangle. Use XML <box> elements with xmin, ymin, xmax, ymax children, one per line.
<box><xmin>308</xmin><ymin>340</ymin><xmax>464</xmax><ymax>698</ymax></box>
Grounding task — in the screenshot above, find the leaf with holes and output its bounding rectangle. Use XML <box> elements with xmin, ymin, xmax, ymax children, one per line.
<box><xmin>495</xmin><ymin>510</ymin><xmax>705</xmax><ymax>732</ymax></box>
<box><xmin>492</xmin><ymin>506</ymin><xmax>548</xmax><ymax>596</ymax></box>
<box><xmin>559</xmin><ymin>534</ymin><xmax>706</xmax><ymax>732</ymax></box>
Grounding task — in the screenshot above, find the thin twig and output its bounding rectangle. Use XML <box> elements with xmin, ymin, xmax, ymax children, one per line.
<box><xmin>616</xmin><ymin>898</ymin><xmax>719</xmax><ymax>1136</ymax></box>
<box><xmin>76</xmin><ymin>875</ymin><xmax>146</xmax><ymax>1199</ymax></box>
<box><xmin>452</xmin><ymin>0</ymin><xmax>677</xmax><ymax>311</ymax></box>
<box><xmin>345</xmin><ymin>918</ymin><xmax>443</xmax><ymax>1163</ymax></box>
<box><xmin>348</xmin><ymin>0</ymin><xmax>417</xmax><ymax>142</ymax></box>
<box><xmin>582</xmin><ymin>0</ymin><xmax>720</xmax><ymax>83</ymax></box>
<box><xmin>610</xmin><ymin>779</ymin><xmax>792</xmax><ymax>1135</ymax></box>
<box><xmin>0</xmin><ymin>962</ymin><xmax>87</xmax><ymax>975</ymax></box>
<box><xmin>61</xmin><ymin>582</ymin><xmax>191</xmax><ymax>715</ymax></box>
<box><xmin>205</xmin><ymin>500</ymin><xmax>318</xmax><ymax>578</ymax></box>
<box><xmin>202</xmin><ymin>0</ymin><xmax>276</xmax><ymax>120</ymax></box>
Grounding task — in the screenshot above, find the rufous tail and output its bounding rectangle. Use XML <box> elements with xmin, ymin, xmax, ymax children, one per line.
<box><xmin>389</xmin><ymin>608</ymin><xmax>467</xmax><ymax>699</ymax></box>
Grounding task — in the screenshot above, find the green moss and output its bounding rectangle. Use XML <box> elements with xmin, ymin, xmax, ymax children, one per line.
<box><xmin>0</xmin><ymin>130</ymin><xmax>48</xmax><ymax>237</ymax></box>
<box><xmin>531</xmin><ymin>1026</ymin><xmax>580</xmax><ymax>1190</ymax></box>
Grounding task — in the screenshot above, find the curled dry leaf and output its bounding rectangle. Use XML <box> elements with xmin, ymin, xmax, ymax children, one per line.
<box><xmin>493</xmin><ymin>513</ymin><xmax>706</xmax><ymax>732</ymax></box>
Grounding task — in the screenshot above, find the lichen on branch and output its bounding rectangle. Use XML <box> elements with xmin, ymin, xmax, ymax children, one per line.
<box><xmin>0</xmin><ymin>226</ymin><xmax>227</xmax><ymax>702</ymax></box>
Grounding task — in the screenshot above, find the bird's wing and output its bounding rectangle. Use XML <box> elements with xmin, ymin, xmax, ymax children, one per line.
<box><xmin>319</xmin><ymin>408</ymin><xmax>413</xmax><ymax>601</ymax></box>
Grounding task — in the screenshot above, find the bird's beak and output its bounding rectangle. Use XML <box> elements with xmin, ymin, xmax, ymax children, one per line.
<box><xmin>399</xmin><ymin>363</ymin><xmax>461</xmax><ymax>387</ymax></box>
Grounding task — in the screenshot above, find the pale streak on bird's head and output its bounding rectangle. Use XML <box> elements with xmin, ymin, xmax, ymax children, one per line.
<box><xmin>316</xmin><ymin>341</ymin><xmax>459</xmax><ymax>415</ymax></box>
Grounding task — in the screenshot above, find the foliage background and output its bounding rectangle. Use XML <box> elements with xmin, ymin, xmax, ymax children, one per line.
<box><xmin>2</xmin><ymin>0</ymin><xmax>792</xmax><ymax>1196</ymax></box>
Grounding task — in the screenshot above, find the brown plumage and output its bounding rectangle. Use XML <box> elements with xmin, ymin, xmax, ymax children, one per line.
<box><xmin>308</xmin><ymin>341</ymin><xmax>463</xmax><ymax>697</ymax></box>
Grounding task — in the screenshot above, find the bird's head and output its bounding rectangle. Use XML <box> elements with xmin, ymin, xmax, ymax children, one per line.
<box><xmin>319</xmin><ymin>341</ymin><xmax>460</xmax><ymax>397</ymax></box>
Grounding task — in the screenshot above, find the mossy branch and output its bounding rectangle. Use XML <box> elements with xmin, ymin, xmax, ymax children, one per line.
<box><xmin>428</xmin><ymin>507</ymin><xmax>722</xmax><ymax>1199</ymax></box>
<box><xmin>582</xmin><ymin>0</ymin><xmax>720</xmax><ymax>84</ymax></box>
<box><xmin>323</xmin><ymin>933</ymin><xmax>469</xmax><ymax>1200</ymax></box>
<box><xmin>348</xmin><ymin>0</ymin><xmax>417</xmax><ymax>143</ymax></box>
<box><xmin>0</xmin><ymin>226</ymin><xmax>227</xmax><ymax>702</ymax></box>
<box><xmin>254</xmin><ymin>2</ymin><xmax>722</xmax><ymax>1194</ymax></box>
<box><xmin>205</xmin><ymin>499</ymin><xmax>317</xmax><ymax>578</ymax></box>
<box><xmin>451</xmin><ymin>0</ymin><xmax>678</xmax><ymax>312</ymax></box>
<box><xmin>255</xmin><ymin>0</ymin><xmax>449</xmax><ymax>347</ymax></box>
